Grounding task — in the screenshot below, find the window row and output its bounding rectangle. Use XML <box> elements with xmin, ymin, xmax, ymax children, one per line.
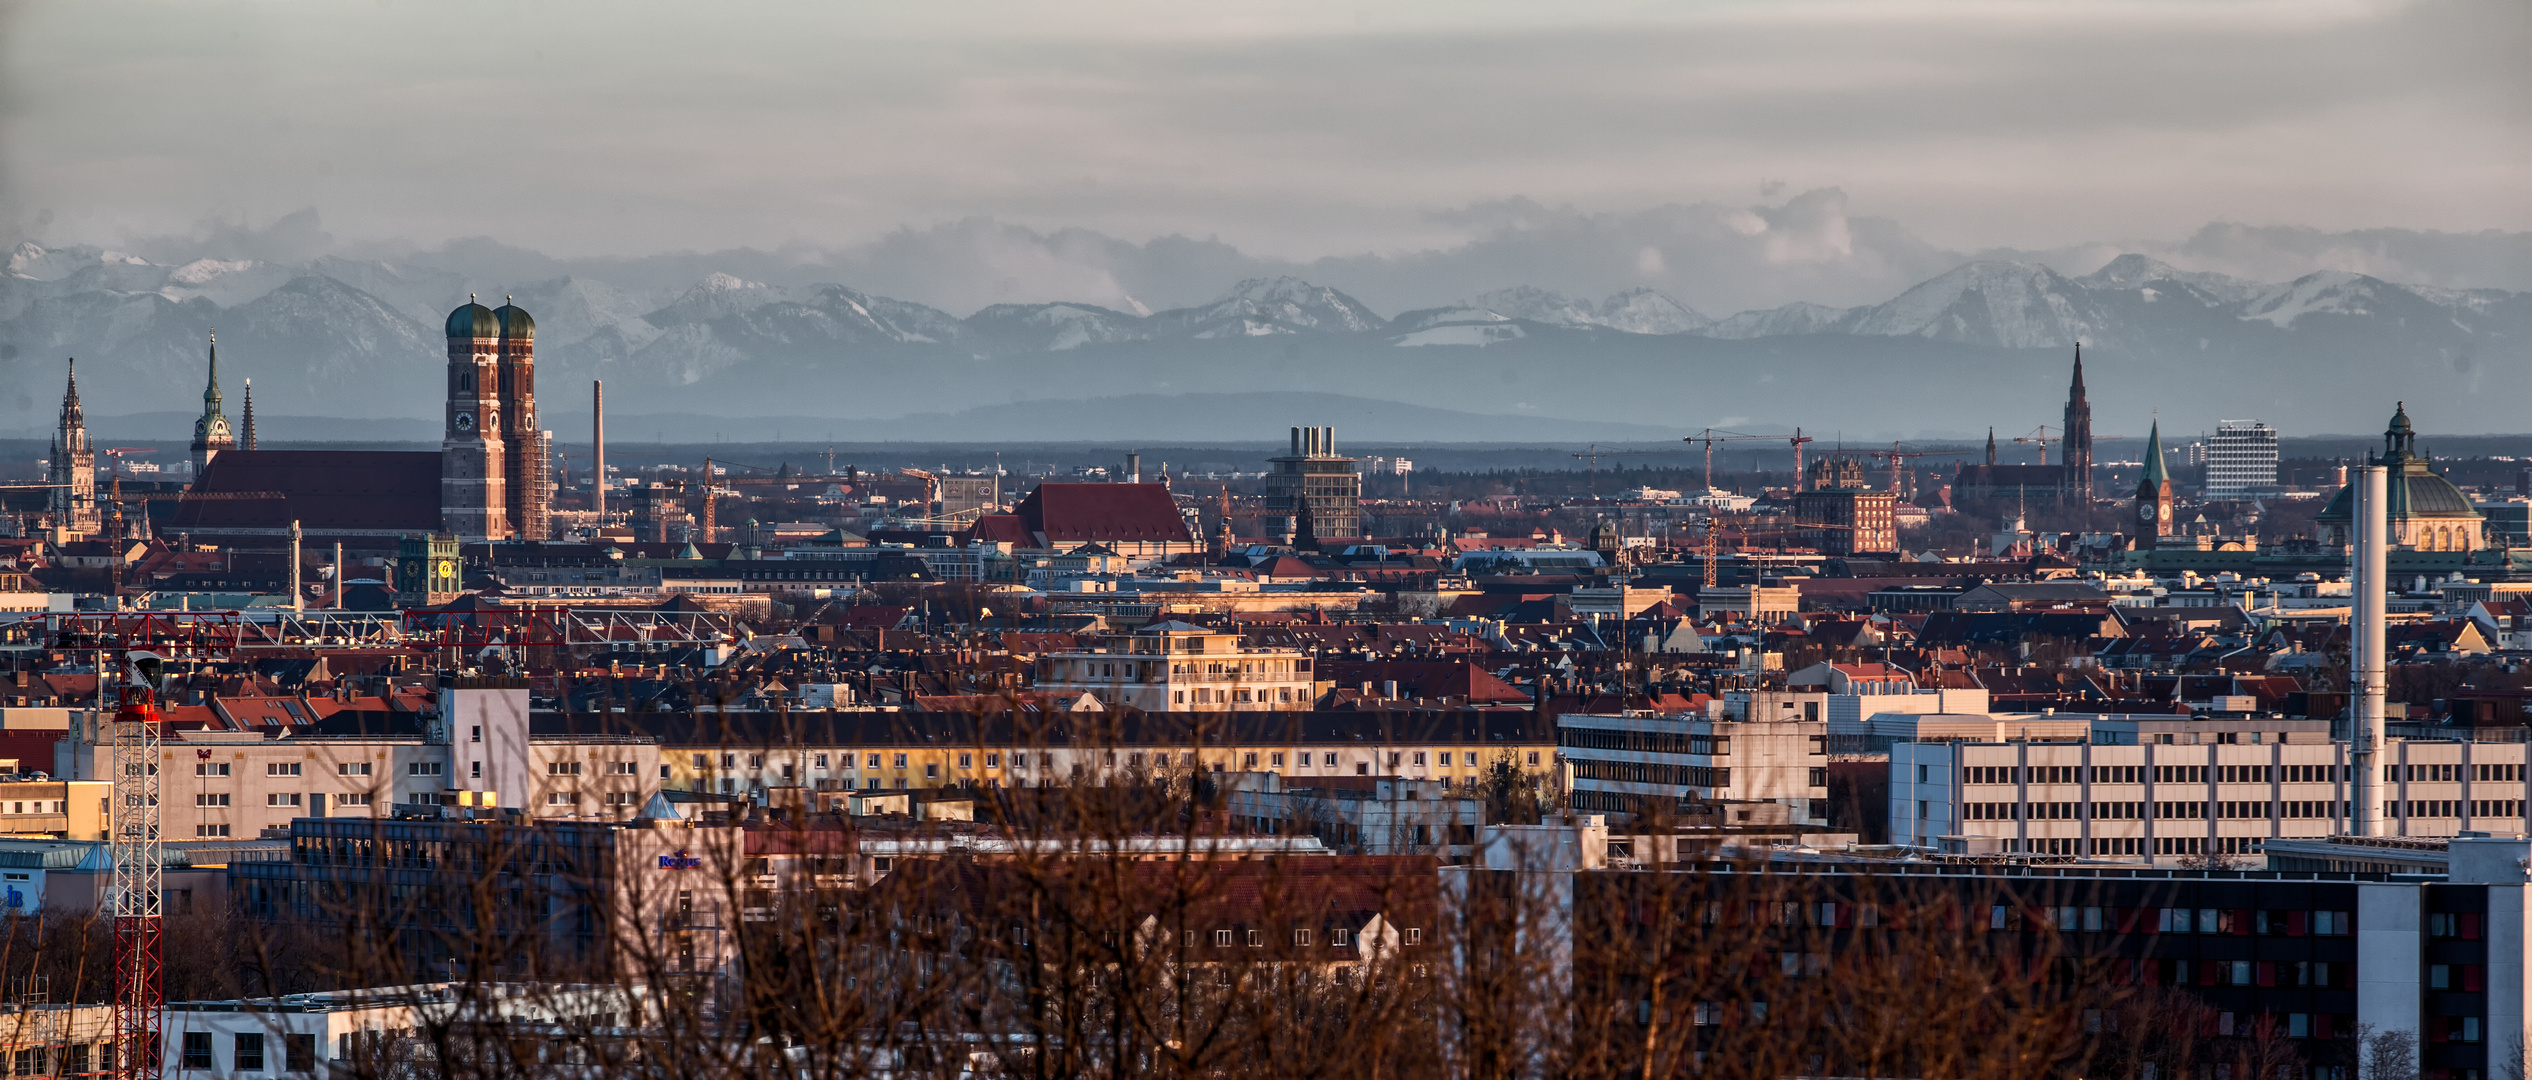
<box><xmin>194</xmin><ymin>791</ymin><xmax>378</xmax><ymax>809</ymax></box>
<box><xmin>2104</xmin><ymin>957</ymin><xmax>2345</xmax><ymax>989</ymax></box>
<box><xmin>180</xmin><ymin>1031</ymin><xmax>316</xmax><ymax>1072</ymax></box>
<box><xmin>1561</xmin><ymin>729</ymin><xmax>1729</xmax><ymax>756</ymax></box>
<box><xmin>1964</xmin><ymin>763</ymin><xmax>2366</xmax><ymax>787</ymax></box>
<box><xmin>1572</xmin><ymin>760</ymin><xmax>1729</xmax><ymax>789</ymax></box>
<box><xmin>690</xmin><ymin>749</ymin><xmax>1545</xmax><ymax>773</ymax></box>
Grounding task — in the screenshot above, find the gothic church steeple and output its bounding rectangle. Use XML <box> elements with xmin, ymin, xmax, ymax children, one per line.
<box><xmin>190</xmin><ymin>330</ymin><xmax>235</xmax><ymax>475</ymax></box>
<box><xmin>2061</xmin><ymin>343</ymin><xmax>2094</xmax><ymax>501</ymax></box>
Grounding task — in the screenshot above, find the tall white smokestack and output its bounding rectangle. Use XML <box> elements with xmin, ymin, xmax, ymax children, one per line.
<box><xmin>2350</xmin><ymin>464</ymin><xmax>2388</xmax><ymax>837</ymax></box>
<box><xmin>592</xmin><ymin>381</ymin><xmax>607</xmax><ymax>519</ymax></box>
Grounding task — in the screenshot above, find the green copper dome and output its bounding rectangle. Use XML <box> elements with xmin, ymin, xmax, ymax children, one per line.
<box><xmin>446</xmin><ymin>298</ymin><xmax>499</xmax><ymax>339</ymax></box>
<box><xmin>493</xmin><ymin>297</ymin><xmax>535</xmax><ymax>340</ymax></box>
<box><xmin>2316</xmin><ymin>402</ymin><xmax>2482</xmax><ymax>525</ymax></box>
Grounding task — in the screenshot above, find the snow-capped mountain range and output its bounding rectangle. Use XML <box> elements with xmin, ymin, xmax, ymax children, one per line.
<box><xmin>3</xmin><ymin>240</ymin><xmax>2526</xmax><ymax>437</ymax></box>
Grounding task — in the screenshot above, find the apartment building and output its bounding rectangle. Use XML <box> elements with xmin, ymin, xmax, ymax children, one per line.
<box><xmin>59</xmin><ymin>680</ymin><xmax>662</xmax><ymax>838</ymax></box>
<box><xmin>1560</xmin><ymin>710</ymin><xmax>1829</xmax><ymax>824</ymax></box>
<box><xmin>236</xmin><ymin>817</ymin><xmax>741</xmax><ymax>982</ymax></box>
<box><xmin>1891</xmin><ymin>735</ymin><xmax>2530</xmax><ymax>863</ymax></box>
<box><xmin>163</xmin><ymin>983</ymin><xmax>649</xmax><ymax>1078</ymax></box>
<box><xmin>0</xmin><ymin>778</ymin><xmax>107</xmax><ymax>842</ymax></box>
<box><xmin>1033</xmin><ymin>621</ymin><xmax>1317</xmax><ymax>711</ymax></box>
<box><xmin>631</xmin><ymin>709</ymin><xmax>1558</xmax><ymax>807</ymax></box>
<box><xmin>1449</xmin><ymin>830</ymin><xmax>2532</xmax><ymax>1080</ymax></box>
<box><xmin>1222</xmin><ymin>771</ymin><xmax>1485</xmax><ymax>857</ymax></box>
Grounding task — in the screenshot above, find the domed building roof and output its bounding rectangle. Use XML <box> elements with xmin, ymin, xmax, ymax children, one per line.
<box><xmin>2316</xmin><ymin>401</ymin><xmax>2480</xmax><ymax>524</ymax></box>
<box><xmin>446</xmin><ymin>296</ymin><xmax>499</xmax><ymax>338</ymax></box>
<box><xmin>493</xmin><ymin>296</ymin><xmax>534</xmax><ymax>340</ymax></box>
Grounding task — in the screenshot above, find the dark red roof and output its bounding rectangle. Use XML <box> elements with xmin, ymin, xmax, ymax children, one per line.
<box><xmin>1317</xmin><ymin>660</ymin><xmax>1532</xmax><ymax>705</ymax></box>
<box><xmin>0</xmin><ymin>732</ymin><xmax>62</xmax><ymax>773</ymax></box>
<box><xmin>1015</xmin><ymin>484</ymin><xmax>1192</xmax><ymax>546</ymax></box>
<box><xmin>166</xmin><ymin>450</ymin><xmax>440</xmax><ymax>534</ymax></box>
<box><xmin>966</xmin><ymin>514</ymin><xmax>1032</xmax><ymax>545</ymax></box>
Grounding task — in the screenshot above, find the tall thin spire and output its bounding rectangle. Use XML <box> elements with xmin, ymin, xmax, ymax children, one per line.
<box><xmin>191</xmin><ymin>330</ymin><xmax>235</xmax><ymax>473</ymax></box>
<box><xmin>2140</xmin><ymin>418</ymin><xmax>2168</xmax><ymax>485</ymax></box>
<box><xmin>1984</xmin><ymin>427</ymin><xmax>1996</xmax><ymax>467</ymax></box>
<box><xmin>242</xmin><ymin>379</ymin><xmax>257</xmax><ymax>450</ymax></box>
<box><xmin>2061</xmin><ymin>341</ymin><xmax>2094</xmax><ymax>501</ymax></box>
<box><xmin>204</xmin><ymin>330</ymin><xmax>222</xmax><ymax>410</ymax></box>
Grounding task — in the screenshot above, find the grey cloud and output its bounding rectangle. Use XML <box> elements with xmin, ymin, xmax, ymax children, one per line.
<box><xmin>4</xmin><ymin>0</ymin><xmax>2523</xmax><ymax>264</ymax></box>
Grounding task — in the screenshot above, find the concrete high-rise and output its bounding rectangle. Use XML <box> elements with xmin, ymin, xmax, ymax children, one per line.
<box><xmin>2204</xmin><ymin>419</ymin><xmax>2279</xmax><ymax>498</ymax></box>
<box><xmin>1266</xmin><ymin>426</ymin><xmax>1360</xmax><ymax>544</ymax></box>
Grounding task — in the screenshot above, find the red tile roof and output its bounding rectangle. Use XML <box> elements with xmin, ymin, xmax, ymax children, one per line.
<box><xmin>165</xmin><ymin>449</ymin><xmax>440</xmax><ymax>534</ymax></box>
<box><xmin>1016</xmin><ymin>484</ymin><xmax>1193</xmax><ymax>546</ymax></box>
<box><xmin>966</xmin><ymin>514</ymin><xmax>1032</xmax><ymax>546</ymax></box>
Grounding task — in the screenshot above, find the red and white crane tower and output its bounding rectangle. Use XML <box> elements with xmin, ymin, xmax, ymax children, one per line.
<box><xmin>108</xmin><ymin>650</ymin><xmax>165</xmax><ymax>1080</ymax></box>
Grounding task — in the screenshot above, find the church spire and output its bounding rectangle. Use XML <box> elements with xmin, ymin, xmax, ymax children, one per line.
<box><xmin>191</xmin><ymin>330</ymin><xmax>235</xmax><ymax>474</ymax></box>
<box><xmin>2061</xmin><ymin>341</ymin><xmax>2095</xmax><ymax>501</ymax></box>
<box><xmin>203</xmin><ymin>330</ymin><xmax>223</xmax><ymax>412</ymax></box>
<box><xmin>242</xmin><ymin>379</ymin><xmax>257</xmax><ymax>450</ymax></box>
<box><xmin>59</xmin><ymin>357</ymin><xmax>83</xmax><ymax>432</ymax></box>
<box><xmin>1985</xmin><ymin>427</ymin><xmax>1996</xmax><ymax>467</ymax></box>
<box><xmin>2140</xmin><ymin>418</ymin><xmax>2169</xmax><ymax>486</ymax></box>
<box><xmin>50</xmin><ymin>359</ymin><xmax>97</xmax><ymax>535</ymax></box>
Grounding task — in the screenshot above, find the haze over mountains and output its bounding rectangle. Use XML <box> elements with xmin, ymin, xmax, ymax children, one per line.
<box><xmin>4</xmin><ymin>199</ymin><xmax>2528</xmax><ymax>443</ymax></box>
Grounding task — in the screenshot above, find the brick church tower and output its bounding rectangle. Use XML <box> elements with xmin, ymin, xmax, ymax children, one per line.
<box><xmin>493</xmin><ymin>298</ymin><xmax>549</xmax><ymax>540</ymax></box>
<box><xmin>442</xmin><ymin>296</ymin><xmax>510</xmax><ymax>541</ymax></box>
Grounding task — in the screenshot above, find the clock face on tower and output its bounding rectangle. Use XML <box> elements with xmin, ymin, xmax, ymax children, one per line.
<box><xmin>455</xmin><ymin>413</ymin><xmax>475</xmax><ymax>432</ymax></box>
<box><xmin>2139</xmin><ymin>503</ymin><xmax>2157</xmax><ymax>522</ymax></box>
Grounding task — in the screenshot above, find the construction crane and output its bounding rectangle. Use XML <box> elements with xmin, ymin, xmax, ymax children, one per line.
<box><xmin>2012</xmin><ymin>426</ymin><xmax>2061</xmax><ymax>465</ymax></box>
<box><xmin>107</xmin><ymin>649</ymin><xmax>164</xmax><ymax>1080</ymax></box>
<box><xmin>2008</xmin><ymin>425</ymin><xmax>2128</xmax><ymax>474</ymax></box>
<box><xmin>1788</xmin><ymin>429</ymin><xmax>1815</xmax><ymax>491</ymax></box>
<box><xmin>1679</xmin><ymin>429</ymin><xmax>1780</xmax><ymax>491</ymax></box>
<box><xmin>98</xmin><ymin>449</ymin><xmax>156</xmax><ymax>481</ymax></box>
<box><xmin>1568</xmin><ymin>445</ymin><xmax>1698</xmax><ymax>495</ymax></box>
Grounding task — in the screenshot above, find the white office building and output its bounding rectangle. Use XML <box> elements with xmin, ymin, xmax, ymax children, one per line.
<box><xmin>1891</xmin><ymin>733</ymin><xmax>2529</xmax><ymax>864</ymax></box>
<box><xmin>2204</xmin><ymin>419</ymin><xmax>2280</xmax><ymax>498</ymax></box>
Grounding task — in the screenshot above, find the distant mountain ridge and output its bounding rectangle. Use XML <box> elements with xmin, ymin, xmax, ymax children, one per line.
<box><xmin>78</xmin><ymin>392</ymin><xmax>1680</xmax><ymax>445</ymax></box>
<box><xmin>4</xmin><ymin>241</ymin><xmax>2527</xmax><ymax>436</ymax></box>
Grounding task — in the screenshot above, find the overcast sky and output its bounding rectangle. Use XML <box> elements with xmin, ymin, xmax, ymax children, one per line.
<box><xmin>0</xmin><ymin>0</ymin><xmax>2523</xmax><ymax>265</ymax></box>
